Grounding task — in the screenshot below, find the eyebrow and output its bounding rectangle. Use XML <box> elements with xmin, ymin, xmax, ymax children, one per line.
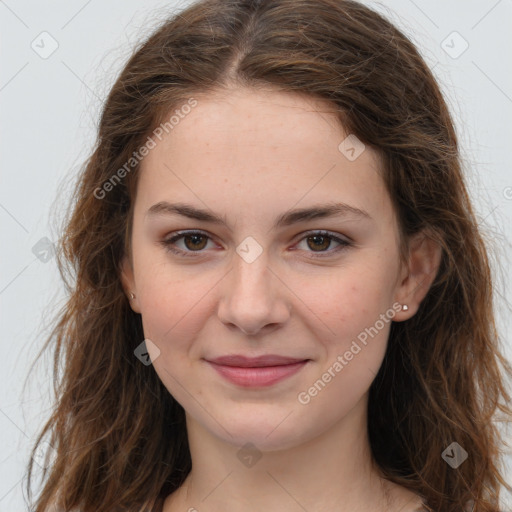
<box><xmin>145</xmin><ymin>201</ymin><xmax>372</xmax><ymax>230</ymax></box>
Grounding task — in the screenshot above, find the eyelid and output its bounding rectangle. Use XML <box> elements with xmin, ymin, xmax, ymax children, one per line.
<box><xmin>297</xmin><ymin>229</ymin><xmax>353</xmax><ymax>244</ymax></box>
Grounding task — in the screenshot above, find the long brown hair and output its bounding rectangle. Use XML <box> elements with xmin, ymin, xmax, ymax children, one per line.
<box><xmin>25</xmin><ymin>1</ymin><xmax>512</xmax><ymax>511</ymax></box>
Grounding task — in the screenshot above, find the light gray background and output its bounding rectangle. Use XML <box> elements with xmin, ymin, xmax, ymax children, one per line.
<box><xmin>1</xmin><ymin>0</ymin><xmax>511</xmax><ymax>510</ymax></box>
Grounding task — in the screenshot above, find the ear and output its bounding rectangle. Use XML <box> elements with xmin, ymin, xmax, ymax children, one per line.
<box><xmin>393</xmin><ymin>229</ymin><xmax>442</xmax><ymax>321</ymax></box>
<box><xmin>120</xmin><ymin>254</ymin><xmax>141</xmax><ymax>314</ymax></box>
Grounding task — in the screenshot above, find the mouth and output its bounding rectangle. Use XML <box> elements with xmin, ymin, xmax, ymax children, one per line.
<box><xmin>204</xmin><ymin>354</ymin><xmax>311</xmax><ymax>387</ymax></box>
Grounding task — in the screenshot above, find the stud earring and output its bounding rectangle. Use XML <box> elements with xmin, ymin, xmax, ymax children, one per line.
<box><xmin>402</xmin><ymin>304</ymin><xmax>409</xmax><ymax>311</ymax></box>
<box><xmin>129</xmin><ymin>292</ymin><xmax>135</xmax><ymax>300</ymax></box>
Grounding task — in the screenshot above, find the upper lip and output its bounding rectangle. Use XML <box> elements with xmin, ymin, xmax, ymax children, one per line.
<box><xmin>206</xmin><ymin>355</ymin><xmax>309</xmax><ymax>367</ymax></box>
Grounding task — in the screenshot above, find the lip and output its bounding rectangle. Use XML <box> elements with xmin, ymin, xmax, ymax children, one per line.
<box><xmin>205</xmin><ymin>355</ymin><xmax>310</xmax><ymax>387</ymax></box>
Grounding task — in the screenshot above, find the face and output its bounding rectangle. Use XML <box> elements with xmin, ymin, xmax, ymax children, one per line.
<box><xmin>121</xmin><ymin>87</ymin><xmax>413</xmax><ymax>451</ymax></box>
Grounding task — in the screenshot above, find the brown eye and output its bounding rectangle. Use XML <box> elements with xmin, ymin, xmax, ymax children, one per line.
<box><xmin>161</xmin><ymin>231</ymin><xmax>214</xmax><ymax>257</ymax></box>
<box><xmin>306</xmin><ymin>234</ymin><xmax>331</xmax><ymax>252</ymax></box>
<box><xmin>182</xmin><ymin>233</ymin><xmax>208</xmax><ymax>251</ymax></box>
<box><xmin>295</xmin><ymin>230</ymin><xmax>352</xmax><ymax>258</ymax></box>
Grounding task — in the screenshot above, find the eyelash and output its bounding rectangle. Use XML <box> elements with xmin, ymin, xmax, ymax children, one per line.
<box><xmin>160</xmin><ymin>230</ymin><xmax>352</xmax><ymax>259</ymax></box>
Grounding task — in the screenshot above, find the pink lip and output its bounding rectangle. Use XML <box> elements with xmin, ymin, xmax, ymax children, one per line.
<box><xmin>205</xmin><ymin>355</ymin><xmax>309</xmax><ymax>387</ymax></box>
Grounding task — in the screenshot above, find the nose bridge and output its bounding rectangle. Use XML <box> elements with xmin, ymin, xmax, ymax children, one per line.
<box><xmin>229</xmin><ymin>247</ymin><xmax>274</xmax><ymax>309</ymax></box>
<box><xmin>218</xmin><ymin>245</ymin><xmax>290</xmax><ymax>334</ymax></box>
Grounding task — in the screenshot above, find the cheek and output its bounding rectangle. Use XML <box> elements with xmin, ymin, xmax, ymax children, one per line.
<box><xmin>136</xmin><ymin>277</ymin><xmax>209</xmax><ymax>405</ymax></box>
<box><xmin>135</xmin><ymin>261</ymin><xmax>221</xmax><ymax>371</ymax></box>
<box><xmin>296</xmin><ymin>297</ymin><xmax>392</xmax><ymax>429</ymax></box>
<box><xmin>134</xmin><ymin>244</ymin><xmax>203</xmax><ymax>338</ymax></box>
<box><xmin>303</xmin><ymin>264</ymin><xmax>395</xmax><ymax>395</ymax></box>
<box><xmin>315</xmin><ymin>265</ymin><xmax>394</xmax><ymax>341</ymax></box>
<box><xmin>138</xmin><ymin>281</ymin><xmax>201</xmax><ymax>351</ymax></box>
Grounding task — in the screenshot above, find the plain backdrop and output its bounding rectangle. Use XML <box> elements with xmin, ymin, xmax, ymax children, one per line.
<box><xmin>1</xmin><ymin>0</ymin><xmax>511</xmax><ymax>510</ymax></box>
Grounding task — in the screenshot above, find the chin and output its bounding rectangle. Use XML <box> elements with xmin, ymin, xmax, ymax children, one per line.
<box><xmin>206</xmin><ymin>408</ymin><xmax>314</xmax><ymax>453</ymax></box>
<box><xmin>224</xmin><ymin>429</ymin><xmax>304</xmax><ymax>453</ymax></box>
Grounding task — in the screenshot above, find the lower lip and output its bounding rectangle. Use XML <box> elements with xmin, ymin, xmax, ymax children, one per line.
<box><xmin>207</xmin><ymin>360</ymin><xmax>309</xmax><ymax>387</ymax></box>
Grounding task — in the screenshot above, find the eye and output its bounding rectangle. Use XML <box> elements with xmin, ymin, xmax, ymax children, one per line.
<box><xmin>160</xmin><ymin>230</ymin><xmax>215</xmax><ymax>257</ymax></box>
<box><xmin>293</xmin><ymin>230</ymin><xmax>352</xmax><ymax>258</ymax></box>
<box><xmin>160</xmin><ymin>230</ymin><xmax>352</xmax><ymax>258</ymax></box>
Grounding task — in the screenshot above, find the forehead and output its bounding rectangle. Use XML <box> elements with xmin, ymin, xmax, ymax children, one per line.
<box><xmin>135</xmin><ymin>87</ymin><xmax>392</xmax><ymax>228</ymax></box>
<box><xmin>161</xmin><ymin>88</ymin><xmax>352</xmax><ymax>159</ymax></box>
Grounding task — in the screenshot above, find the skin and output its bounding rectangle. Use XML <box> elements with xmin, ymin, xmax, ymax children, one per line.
<box><xmin>121</xmin><ymin>86</ymin><xmax>441</xmax><ymax>512</ymax></box>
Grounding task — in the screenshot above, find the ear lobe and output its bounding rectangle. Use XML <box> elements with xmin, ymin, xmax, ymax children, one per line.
<box><xmin>395</xmin><ymin>230</ymin><xmax>442</xmax><ymax>318</ymax></box>
<box><xmin>120</xmin><ymin>255</ymin><xmax>140</xmax><ymax>313</ymax></box>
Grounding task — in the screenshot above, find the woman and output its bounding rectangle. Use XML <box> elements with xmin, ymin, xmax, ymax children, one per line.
<box><xmin>26</xmin><ymin>0</ymin><xmax>512</xmax><ymax>511</ymax></box>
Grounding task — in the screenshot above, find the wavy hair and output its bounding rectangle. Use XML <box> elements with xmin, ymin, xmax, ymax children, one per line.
<box><xmin>26</xmin><ymin>1</ymin><xmax>512</xmax><ymax>511</ymax></box>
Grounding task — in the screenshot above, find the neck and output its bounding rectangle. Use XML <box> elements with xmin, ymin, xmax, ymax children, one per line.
<box><xmin>164</xmin><ymin>396</ymin><xmax>422</xmax><ymax>512</ymax></box>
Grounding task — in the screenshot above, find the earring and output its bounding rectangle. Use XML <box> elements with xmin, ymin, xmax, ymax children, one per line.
<box><xmin>129</xmin><ymin>292</ymin><xmax>135</xmax><ymax>300</ymax></box>
<box><xmin>402</xmin><ymin>304</ymin><xmax>408</xmax><ymax>311</ymax></box>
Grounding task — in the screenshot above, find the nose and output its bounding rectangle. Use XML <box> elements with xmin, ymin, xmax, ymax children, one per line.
<box><xmin>217</xmin><ymin>252</ymin><xmax>291</xmax><ymax>336</ymax></box>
